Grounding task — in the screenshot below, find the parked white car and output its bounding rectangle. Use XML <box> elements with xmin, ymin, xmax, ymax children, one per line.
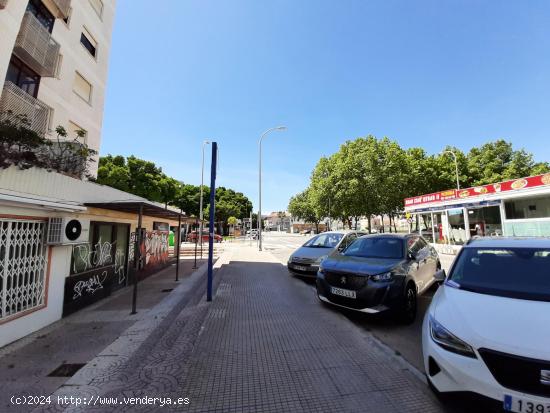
<box><xmin>422</xmin><ymin>237</ymin><xmax>550</xmax><ymax>412</ymax></box>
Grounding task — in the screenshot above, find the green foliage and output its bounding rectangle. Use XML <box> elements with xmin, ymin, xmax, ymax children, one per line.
<box><xmin>290</xmin><ymin>136</ymin><xmax>548</xmax><ymax>231</ymax></box>
<box><xmin>0</xmin><ymin>111</ymin><xmax>97</xmax><ymax>178</ymax></box>
<box><xmin>96</xmin><ymin>154</ymin><xmax>252</xmax><ymax>235</ymax></box>
<box><xmin>288</xmin><ymin>188</ymin><xmax>323</xmax><ymax>231</ymax></box>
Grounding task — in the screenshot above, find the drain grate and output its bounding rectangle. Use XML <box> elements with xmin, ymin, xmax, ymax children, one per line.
<box><xmin>48</xmin><ymin>363</ymin><xmax>86</xmax><ymax>377</ymax></box>
<box><xmin>161</xmin><ymin>288</ymin><xmax>174</xmax><ymax>293</ymax></box>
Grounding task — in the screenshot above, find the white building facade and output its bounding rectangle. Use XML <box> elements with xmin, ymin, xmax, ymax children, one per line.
<box><xmin>0</xmin><ymin>0</ymin><xmax>116</xmax><ymax>176</ymax></box>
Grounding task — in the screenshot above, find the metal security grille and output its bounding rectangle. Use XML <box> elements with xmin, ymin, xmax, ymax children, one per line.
<box><xmin>0</xmin><ymin>219</ymin><xmax>47</xmax><ymax>320</ymax></box>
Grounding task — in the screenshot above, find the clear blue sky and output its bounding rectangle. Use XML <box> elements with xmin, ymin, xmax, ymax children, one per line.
<box><xmin>101</xmin><ymin>0</ymin><xmax>550</xmax><ymax>213</ymax></box>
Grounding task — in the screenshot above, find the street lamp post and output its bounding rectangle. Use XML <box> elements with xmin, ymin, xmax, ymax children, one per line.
<box><xmin>200</xmin><ymin>140</ymin><xmax>211</xmax><ymax>258</ymax></box>
<box><xmin>442</xmin><ymin>150</ymin><xmax>460</xmax><ymax>190</ymax></box>
<box><xmin>258</xmin><ymin>126</ymin><xmax>287</xmax><ymax>251</ymax></box>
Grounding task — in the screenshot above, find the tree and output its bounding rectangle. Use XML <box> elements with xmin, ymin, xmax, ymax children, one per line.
<box><xmin>227</xmin><ymin>216</ymin><xmax>238</xmax><ymax>235</ymax></box>
<box><xmin>466</xmin><ymin>140</ymin><xmax>540</xmax><ymax>185</ymax></box>
<box><xmin>288</xmin><ymin>188</ymin><xmax>323</xmax><ymax>232</ymax></box>
<box><xmin>96</xmin><ymin>155</ymin><xmax>253</xmax><ymax>224</ymax></box>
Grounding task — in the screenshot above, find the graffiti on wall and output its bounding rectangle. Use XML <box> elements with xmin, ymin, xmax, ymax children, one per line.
<box><xmin>129</xmin><ymin>230</ymin><xmax>169</xmax><ymax>270</ymax></box>
<box><xmin>72</xmin><ymin>239</ymin><xmax>113</xmax><ymax>274</ymax></box>
<box><xmin>72</xmin><ymin>271</ymin><xmax>108</xmax><ymax>299</ymax></box>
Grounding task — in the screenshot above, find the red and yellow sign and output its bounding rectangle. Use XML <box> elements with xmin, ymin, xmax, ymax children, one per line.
<box><xmin>404</xmin><ymin>173</ymin><xmax>550</xmax><ymax>208</ymax></box>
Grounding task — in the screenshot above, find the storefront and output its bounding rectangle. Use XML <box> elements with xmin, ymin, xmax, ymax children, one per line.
<box><xmin>404</xmin><ymin>173</ymin><xmax>550</xmax><ymax>254</ymax></box>
<box><xmin>0</xmin><ymin>166</ymin><xmax>186</xmax><ymax>346</ymax></box>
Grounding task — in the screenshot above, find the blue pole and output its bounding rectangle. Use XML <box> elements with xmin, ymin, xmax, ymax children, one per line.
<box><xmin>207</xmin><ymin>142</ymin><xmax>217</xmax><ymax>302</ymax></box>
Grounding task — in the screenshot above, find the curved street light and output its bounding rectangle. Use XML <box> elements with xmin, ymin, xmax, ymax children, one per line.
<box><xmin>258</xmin><ymin>126</ymin><xmax>287</xmax><ymax>251</ymax></box>
<box><xmin>441</xmin><ymin>149</ymin><xmax>460</xmax><ymax>190</ymax></box>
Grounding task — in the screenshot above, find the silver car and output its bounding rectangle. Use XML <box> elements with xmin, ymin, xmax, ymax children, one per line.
<box><xmin>287</xmin><ymin>231</ymin><xmax>366</xmax><ymax>278</ymax></box>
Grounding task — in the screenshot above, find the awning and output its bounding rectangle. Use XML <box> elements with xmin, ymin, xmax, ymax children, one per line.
<box><xmin>85</xmin><ymin>201</ymin><xmax>185</xmax><ymax>220</ymax></box>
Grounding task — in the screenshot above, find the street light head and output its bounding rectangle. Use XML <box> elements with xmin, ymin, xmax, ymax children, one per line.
<box><xmin>276</xmin><ymin>126</ymin><xmax>287</xmax><ymax>131</ymax></box>
<box><xmin>204</xmin><ymin>140</ymin><xmax>211</xmax><ymax>145</ymax></box>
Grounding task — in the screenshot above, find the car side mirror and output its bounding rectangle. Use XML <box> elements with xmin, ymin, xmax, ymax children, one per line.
<box><xmin>434</xmin><ymin>269</ymin><xmax>447</xmax><ymax>283</ymax></box>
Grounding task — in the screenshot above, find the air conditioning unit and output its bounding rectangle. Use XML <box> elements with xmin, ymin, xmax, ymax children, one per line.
<box><xmin>47</xmin><ymin>217</ymin><xmax>90</xmax><ymax>245</ymax></box>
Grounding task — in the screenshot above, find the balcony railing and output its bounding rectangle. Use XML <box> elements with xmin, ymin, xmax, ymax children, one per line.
<box><xmin>0</xmin><ymin>0</ymin><xmax>8</xmax><ymax>10</ymax></box>
<box><xmin>0</xmin><ymin>81</ymin><xmax>51</xmax><ymax>137</ymax></box>
<box><xmin>50</xmin><ymin>0</ymin><xmax>71</xmax><ymax>19</ymax></box>
<box><xmin>13</xmin><ymin>12</ymin><xmax>60</xmax><ymax>77</ymax></box>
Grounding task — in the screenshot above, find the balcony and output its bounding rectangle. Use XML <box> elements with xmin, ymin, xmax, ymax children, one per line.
<box><xmin>49</xmin><ymin>0</ymin><xmax>71</xmax><ymax>19</ymax></box>
<box><xmin>0</xmin><ymin>81</ymin><xmax>51</xmax><ymax>137</ymax></box>
<box><xmin>13</xmin><ymin>12</ymin><xmax>60</xmax><ymax>77</ymax></box>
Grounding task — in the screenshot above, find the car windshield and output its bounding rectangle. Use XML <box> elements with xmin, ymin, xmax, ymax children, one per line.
<box><xmin>448</xmin><ymin>247</ymin><xmax>550</xmax><ymax>301</ymax></box>
<box><xmin>343</xmin><ymin>237</ymin><xmax>403</xmax><ymax>259</ymax></box>
<box><xmin>303</xmin><ymin>233</ymin><xmax>343</xmax><ymax>248</ymax></box>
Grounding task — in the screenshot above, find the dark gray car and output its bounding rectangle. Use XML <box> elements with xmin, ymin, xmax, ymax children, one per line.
<box><xmin>316</xmin><ymin>233</ymin><xmax>441</xmax><ymax>323</ymax></box>
<box><xmin>287</xmin><ymin>231</ymin><xmax>366</xmax><ymax>278</ymax></box>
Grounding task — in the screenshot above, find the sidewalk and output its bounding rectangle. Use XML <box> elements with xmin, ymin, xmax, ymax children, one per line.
<box><xmin>0</xmin><ymin>257</ymin><xmax>207</xmax><ymax>413</ymax></box>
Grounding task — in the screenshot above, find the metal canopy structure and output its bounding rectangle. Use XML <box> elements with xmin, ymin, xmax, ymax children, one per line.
<box><xmin>84</xmin><ymin>201</ymin><xmax>185</xmax><ymax>220</ymax></box>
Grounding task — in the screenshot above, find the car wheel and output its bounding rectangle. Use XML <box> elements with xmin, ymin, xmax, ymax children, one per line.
<box><xmin>399</xmin><ymin>283</ymin><xmax>417</xmax><ymax>324</ymax></box>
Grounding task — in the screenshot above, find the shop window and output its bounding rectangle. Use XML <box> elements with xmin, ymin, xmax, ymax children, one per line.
<box><xmin>70</xmin><ymin>222</ymin><xmax>129</xmax><ymax>277</ymax></box>
<box><xmin>505</xmin><ymin>196</ymin><xmax>550</xmax><ymax>220</ymax></box>
<box><xmin>468</xmin><ymin>206</ymin><xmax>502</xmax><ymax>237</ymax></box>
<box><xmin>447</xmin><ymin>208</ymin><xmax>467</xmax><ymax>245</ymax></box>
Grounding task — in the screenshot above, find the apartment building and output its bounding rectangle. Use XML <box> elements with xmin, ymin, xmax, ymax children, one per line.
<box><xmin>0</xmin><ymin>0</ymin><xmax>115</xmax><ymax>176</ymax></box>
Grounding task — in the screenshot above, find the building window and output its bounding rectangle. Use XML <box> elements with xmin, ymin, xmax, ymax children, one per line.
<box><xmin>80</xmin><ymin>29</ymin><xmax>97</xmax><ymax>58</ymax></box>
<box><xmin>0</xmin><ymin>219</ymin><xmax>48</xmax><ymax>321</ymax></box>
<box><xmin>68</xmin><ymin>121</ymin><xmax>87</xmax><ymax>143</ymax></box>
<box><xmin>73</xmin><ymin>72</ymin><xmax>92</xmax><ymax>103</ymax></box>
<box><xmin>6</xmin><ymin>55</ymin><xmax>41</xmax><ymax>98</ymax></box>
<box><xmin>26</xmin><ymin>0</ymin><xmax>55</xmax><ymax>33</ymax></box>
<box><xmin>505</xmin><ymin>196</ymin><xmax>550</xmax><ymax>220</ymax></box>
<box><xmin>88</xmin><ymin>0</ymin><xmax>103</xmax><ymax>19</ymax></box>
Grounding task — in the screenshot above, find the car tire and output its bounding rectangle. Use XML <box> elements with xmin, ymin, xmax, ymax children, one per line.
<box><xmin>399</xmin><ymin>283</ymin><xmax>417</xmax><ymax>324</ymax></box>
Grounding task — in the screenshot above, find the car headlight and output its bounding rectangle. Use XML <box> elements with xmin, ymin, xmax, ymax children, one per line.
<box><xmin>314</xmin><ymin>256</ymin><xmax>325</xmax><ymax>264</ymax></box>
<box><xmin>371</xmin><ymin>272</ymin><xmax>393</xmax><ymax>281</ymax></box>
<box><xmin>429</xmin><ymin>316</ymin><xmax>477</xmax><ymax>358</ymax></box>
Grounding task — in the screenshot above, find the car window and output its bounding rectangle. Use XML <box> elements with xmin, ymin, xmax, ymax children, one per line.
<box><xmin>303</xmin><ymin>233</ymin><xmax>343</xmax><ymax>248</ymax></box>
<box><xmin>448</xmin><ymin>247</ymin><xmax>550</xmax><ymax>301</ymax></box>
<box><xmin>343</xmin><ymin>237</ymin><xmax>404</xmax><ymax>259</ymax></box>
<box><xmin>408</xmin><ymin>236</ymin><xmax>427</xmax><ymax>257</ymax></box>
<box><xmin>340</xmin><ymin>233</ymin><xmax>357</xmax><ymax>250</ymax></box>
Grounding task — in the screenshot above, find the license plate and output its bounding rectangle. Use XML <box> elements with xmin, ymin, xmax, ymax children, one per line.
<box><xmin>330</xmin><ymin>287</ymin><xmax>356</xmax><ymax>299</ymax></box>
<box><xmin>293</xmin><ymin>265</ymin><xmax>309</xmax><ymax>272</ymax></box>
<box><xmin>504</xmin><ymin>395</ymin><xmax>550</xmax><ymax>413</ymax></box>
